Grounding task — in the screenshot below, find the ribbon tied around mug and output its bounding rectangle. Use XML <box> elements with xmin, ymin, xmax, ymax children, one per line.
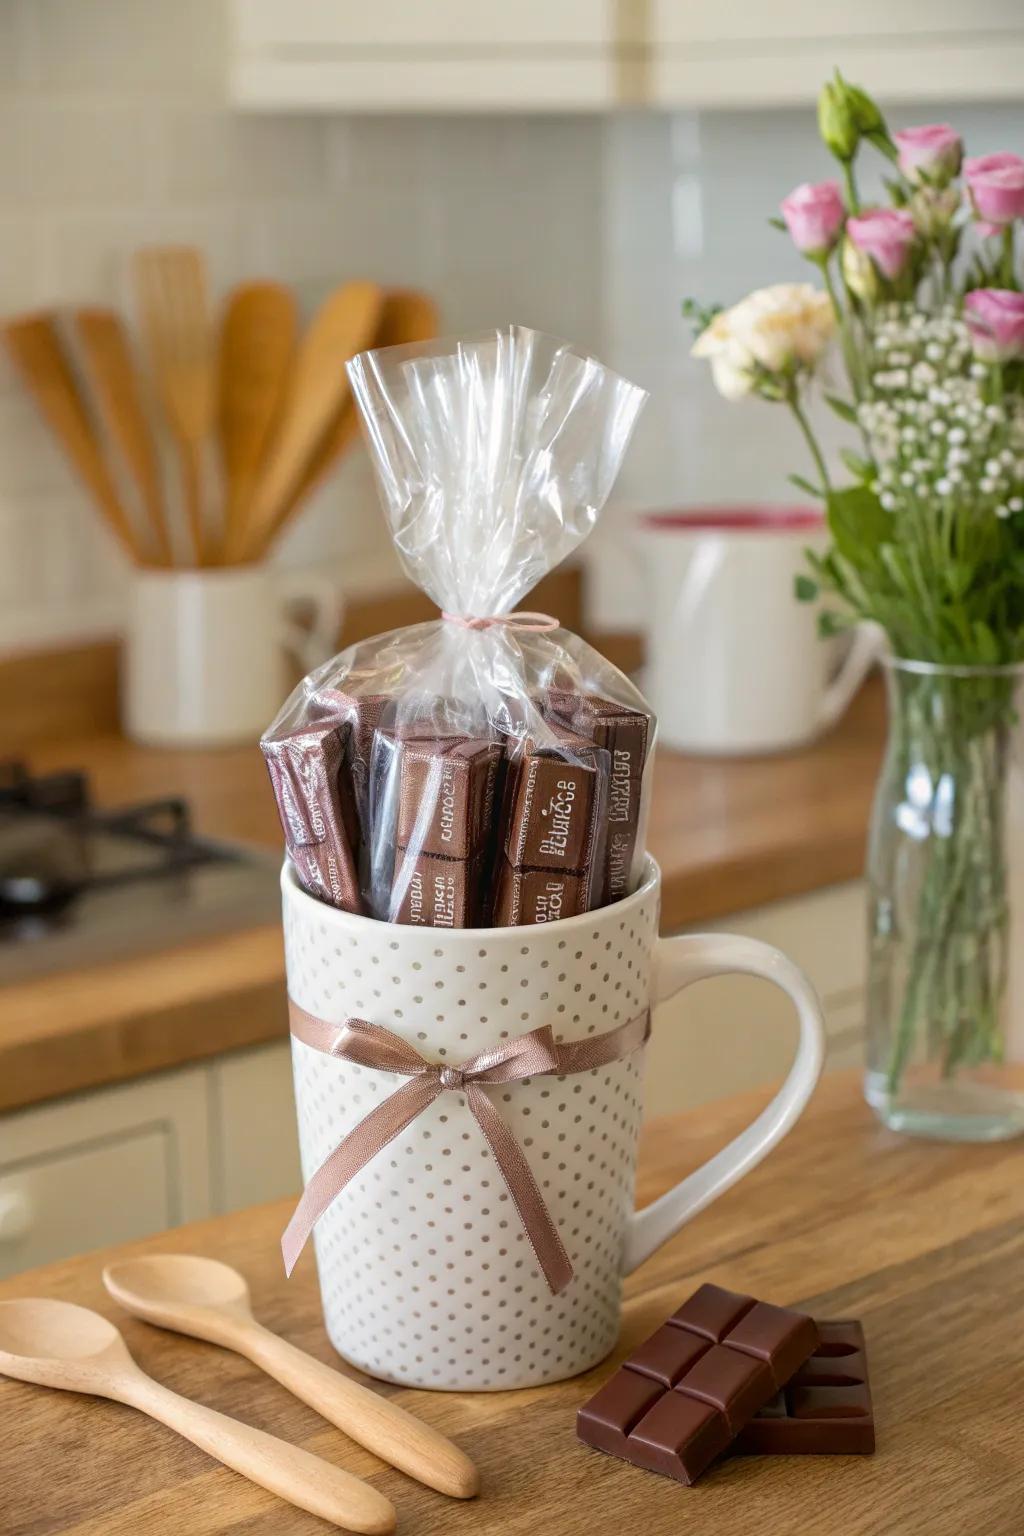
<box><xmin>283</xmin><ymin>1001</ymin><xmax>650</xmax><ymax>1294</ymax></box>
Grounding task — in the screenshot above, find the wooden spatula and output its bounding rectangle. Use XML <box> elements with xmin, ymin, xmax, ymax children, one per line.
<box><xmin>72</xmin><ymin>308</ymin><xmax>174</xmax><ymax>566</ymax></box>
<box><xmin>134</xmin><ymin>245</ymin><xmax>214</xmax><ymax>566</ymax></box>
<box><xmin>3</xmin><ymin>314</ymin><xmax>141</xmax><ymax>563</ymax></box>
<box><xmin>228</xmin><ymin>279</ymin><xmax>382</xmax><ymax>563</ymax></box>
<box><xmin>246</xmin><ymin>288</ymin><xmax>438</xmax><ymax>561</ymax></box>
<box><xmin>217</xmin><ymin>281</ymin><xmax>297</xmax><ymax>563</ymax></box>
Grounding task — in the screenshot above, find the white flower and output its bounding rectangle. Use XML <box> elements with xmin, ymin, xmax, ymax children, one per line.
<box><xmin>691</xmin><ymin>283</ymin><xmax>834</xmax><ymax>399</ymax></box>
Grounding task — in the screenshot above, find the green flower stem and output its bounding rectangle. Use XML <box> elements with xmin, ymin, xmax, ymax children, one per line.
<box><xmin>1001</xmin><ymin>224</ymin><xmax>1015</xmax><ymax>289</ymax></box>
<box><xmin>881</xmin><ymin>670</ymin><xmax>1013</xmax><ymax>1099</ymax></box>
<box><xmin>841</xmin><ymin>160</ymin><xmax>860</xmax><ymax>215</ymax></box>
<box><xmin>821</xmin><ymin>258</ymin><xmax>862</xmax><ymax>398</ymax></box>
<box><xmin>787</xmin><ymin>393</ymin><xmax>831</xmax><ymax>494</ymax></box>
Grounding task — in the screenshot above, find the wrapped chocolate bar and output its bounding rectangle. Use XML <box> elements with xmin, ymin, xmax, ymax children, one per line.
<box><xmin>262</xmin><ymin>325</ymin><xmax>654</xmax><ymax>927</ymax></box>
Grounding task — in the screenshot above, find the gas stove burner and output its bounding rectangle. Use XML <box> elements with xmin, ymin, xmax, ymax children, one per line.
<box><xmin>0</xmin><ymin>815</ymin><xmax>89</xmax><ymax>918</ymax></box>
<box><xmin>0</xmin><ymin>759</ymin><xmax>281</xmax><ymax>982</ymax></box>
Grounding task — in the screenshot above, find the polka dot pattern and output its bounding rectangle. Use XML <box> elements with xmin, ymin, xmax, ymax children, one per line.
<box><xmin>284</xmin><ymin>868</ymin><xmax>661</xmax><ymax>1391</ymax></box>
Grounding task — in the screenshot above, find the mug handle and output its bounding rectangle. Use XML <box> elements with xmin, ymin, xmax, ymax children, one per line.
<box><xmin>816</xmin><ymin>621</ymin><xmax>883</xmax><ymax>732</ymax></box>
<box><xmin>621</xmin><ymin>932</ymin><xmax>825</xmax><ymax>1274</ymax></box>
<box><xmin>277</xmin><ymin>571</ymin><xmax>344</xmax><ymax>675</ymax></box>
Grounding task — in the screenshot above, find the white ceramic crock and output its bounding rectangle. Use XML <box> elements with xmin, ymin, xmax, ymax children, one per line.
<box><xmin>639</xmin><ymin>507</ymin><xmax>880</xmax><ymax>754</ymax></box>
<box><xmin>283</xmin><ymin>854</ymin><xmax>825</xmax><ymax>1391</ymax></box>
<box><xmin>123</xmin><ymin>565</ymin><xmax>341</xmax><ymax>748</ymax></box>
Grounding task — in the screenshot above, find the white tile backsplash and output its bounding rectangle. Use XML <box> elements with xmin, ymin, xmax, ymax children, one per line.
<box><xmin>0</xmin><ymin>4</ymin><xmax>607</xmax><ymax>653</ymax></box>
<box><xmin>1</xmin><ymin>0</ymin><xmax>1018</xmax><ymax>655</ymax></box>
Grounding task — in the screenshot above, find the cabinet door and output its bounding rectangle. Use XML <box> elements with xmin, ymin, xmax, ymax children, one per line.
<box><xmin>0</xmin><ymin>1068</ymin><xmax>210</xmax><ymax>1279</ymax></box>
<box><xmin>210</xmin><ymin>1042</ymin><xmax>302</xmax><ymax>1212</ymax></box>
<box><xmin>644</xmin><ymin>882</ymin><xmax>865</xmax><ymax>1118</ymax></box>
<box><xmin>230</xmin><ymin>0</ymin><xmax>627</xmax><ymax>111</ymax></box>
<box><xmin>649</xmin><ymin>0</ymin><xmax>1024</xmax><ymax>107</ymax></box>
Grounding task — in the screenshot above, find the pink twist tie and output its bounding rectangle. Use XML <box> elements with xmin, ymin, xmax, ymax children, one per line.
<box><xmin>441</xmin><ymin>610</ymin><xmax>560</xmax><ymax>633</ymax></box>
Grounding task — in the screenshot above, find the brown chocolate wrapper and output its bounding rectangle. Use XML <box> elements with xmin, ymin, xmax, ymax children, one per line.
<box><xmin>391</xmin><ymin>735</ymin><xmax>503</xmax><ymax>859</ymax></box>
<box><xmin>541</xmin><ymin>690</ymin><xmax>650</xmax><ymax>904</ymax></box>
<box><xmin>391</xmin><ymin>847</ymin><xmax>484</xmax><ymax>928</ymax></box>
<box><xmin>261</xmin><ymin>722</ymin><xmax>362</xmax><ymax>914</ymax></box>
<box><xmin>491</xmin><ymin>862</ymin><xmax>587</xmax><ymax>926</ymax></box>
<box><xmin>503</xmin><ymin>739</ymin><xmax>602</xmax><ymax>874</ymax></box>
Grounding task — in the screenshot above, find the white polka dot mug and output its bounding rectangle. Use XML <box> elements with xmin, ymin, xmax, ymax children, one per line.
<box><xmin>283</xmin><ymin>854</ymin><xmax>824</xmax><ymax>1391</ymax></box>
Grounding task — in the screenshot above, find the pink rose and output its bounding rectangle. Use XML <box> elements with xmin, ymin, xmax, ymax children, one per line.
<box><xmin>894</xmin><ymin>124</ymin><xmax>962</xmax><ymax>185</ymax></box>
<box><xmin>846</xmin><ymin>208</ymin><xmax>916</xmax><ymax>280</ymax></box>
<box><xmin>964</xmin><ymin>152</ymin><xmax>1024</xmax><ymax>227</ymax></box>
<box><xmin>781</xmin><ymin>180</ymin><xmax>845</xmax><ymax>256</ymax></box>
<box><xmin>964</xmin><ymin>288</ymin><xmax>1024</xmax><ymax>363</ymax></box>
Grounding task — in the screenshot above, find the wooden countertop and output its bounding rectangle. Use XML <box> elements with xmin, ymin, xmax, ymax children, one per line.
<box><xmin>2</xmin><ymin>680</ymin><xmax>884</xmax><ymax>1114</ymax></box>
<box><xmin>1</xmin><ymin>1070</ymin><xmax>1018</xmax><ymax>1535</ymax></box>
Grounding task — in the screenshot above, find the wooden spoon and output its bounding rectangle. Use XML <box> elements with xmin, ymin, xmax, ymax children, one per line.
<box><xmin>3</xmin><ymin>315</ymin><xmax>141</xmax><ymax>564</ymax></box>
<box><xmin>0</xmin><ymin>1297</ymin><xmax>395</xmax><ymax>1533</ymax></box>
<box><xmin>229</xmin><ymin>279</ymin><xmax>383</xmax><ymax>563</ymax></box>
<box><xmin>248</xmin><ymin>288</ymin><xmax>439</xmax><ymax>562</ymax></box>
<box><xmin>217</xmin><ymin>280</ymin><xmax>297</xmax><ymax>562</ymax></box>
<box><xmin>134</xmin><ymin>245</ymin><xmax>215</xmax><ymax>565</ymax></box>
<box><xmin>104</xmin><ymin>1253</ymin><xmax>478</xmax><ymax>1500</ymax></box>
<box><xmin>72</xmin><ymin>307</ymin><xmax>174</xmax><ymax>566</ymax></box>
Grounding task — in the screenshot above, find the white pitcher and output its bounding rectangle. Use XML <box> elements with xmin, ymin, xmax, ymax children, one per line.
<box><xmin>639</xmin><ymin>507</ymin><xmax>880</xmax><ymax>754</ymax></box>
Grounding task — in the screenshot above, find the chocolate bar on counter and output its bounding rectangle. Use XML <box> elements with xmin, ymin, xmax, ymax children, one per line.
<box><xmin>734</xmin><ymin>1320</ymin><xmax>875</xmax><ymax>1456</ymax></box>
<box><xmin>494</xmin><ymin>724</ymin><xmax>605</xmax><ymax>925</ymax></box>
<box><xmin>261</xmin><ymin>720</ymin><xmax>362</xmax><ymax>914</ymax></box>
<box><xmin>542</xmin><ymin>689</ymin><xmax>651</xmax><ymax>904</ymax></box>
<box><xmin>577</xmin><ymin>1283</ymin><xmax>819</xmax><ymax>1486</ymax></box>
<box><xmin>373</xmin><ymin>731</ymin><xmax>504</xmax><ymax>927</ymax></box>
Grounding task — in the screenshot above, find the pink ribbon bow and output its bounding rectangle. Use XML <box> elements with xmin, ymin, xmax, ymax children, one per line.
<box><xmin>283</xmin><ymin>1002</ymin><xmax>649</xmax><ymax>1294</ymax></box>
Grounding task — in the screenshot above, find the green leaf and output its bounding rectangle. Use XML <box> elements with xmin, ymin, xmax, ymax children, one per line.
<box><xmin>839</xmin><ymin>448</ymin><xmax>874</xmax><ymax>481</ymax></box>
<box><xmin>825</xmin><ymin>394</ymin><xmax>859</xmax><ymax>424</ymax></box>
<box><xmin>826</xmin><ymin>484</ymin><xmax>890</xmax><ymax>573</ymax></box>
<box><xmin>883</xmin><ymin>176</ymin><xmax>908</xmax><ymax>207</ymax></box>
<box><xmin>768</xmin><ymin>216</ymin><xmax>787</xmax><ymax>232</ymax></box>
<box><xmin>795</xmin><ymin>573</ymin><xmax>819</xmax><ymax>602</ymax></box>
<box><xmin>788</xmin><ymin>472</ymin><xmax>824</xmax><ymax>499</ymax></box>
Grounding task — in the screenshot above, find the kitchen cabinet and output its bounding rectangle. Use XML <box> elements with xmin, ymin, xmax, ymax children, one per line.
<box><xmin>648</xmin><ymin>0</ymin><xmax>1024</xmax><ymax>109</ymax></box>
<box><xmin>229</xmin><ymin>0</ymin><xmax>641</xmax><ymax>112</ymax></box>
<box><xmin>229</xmin><ymin>0</ymin><xmax>1024</xmax><ymax>113</ymax></box>
<box><xmin>0</xmin><ymin>1068</ymin><xmax>211</xmax><ymax>1279</ymax></box>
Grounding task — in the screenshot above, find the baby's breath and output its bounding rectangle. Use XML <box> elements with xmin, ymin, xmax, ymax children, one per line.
<box><xmin>856</xmin><ymin>305</ymin><xmax>1024</xmax><ymax>526</ymax></box>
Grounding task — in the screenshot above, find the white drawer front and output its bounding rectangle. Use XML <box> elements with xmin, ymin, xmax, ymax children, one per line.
<box><xmin>0</xmin><ymin>1067</ymin><xmax>210</xmax><ymax>1279</ymax></box>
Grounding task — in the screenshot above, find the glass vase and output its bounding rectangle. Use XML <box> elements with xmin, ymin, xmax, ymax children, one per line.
<box><xmin>865</xmin><ymin>656</ymin><xmax>1024</xmax><ymax>1139</ymax></box>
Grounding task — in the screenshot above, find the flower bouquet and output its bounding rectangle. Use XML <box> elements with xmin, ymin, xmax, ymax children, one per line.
<box><xmin>688</xmin><ymin>75</ymin><xmax>1024</xmax><ymax>1137</ymax></box>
